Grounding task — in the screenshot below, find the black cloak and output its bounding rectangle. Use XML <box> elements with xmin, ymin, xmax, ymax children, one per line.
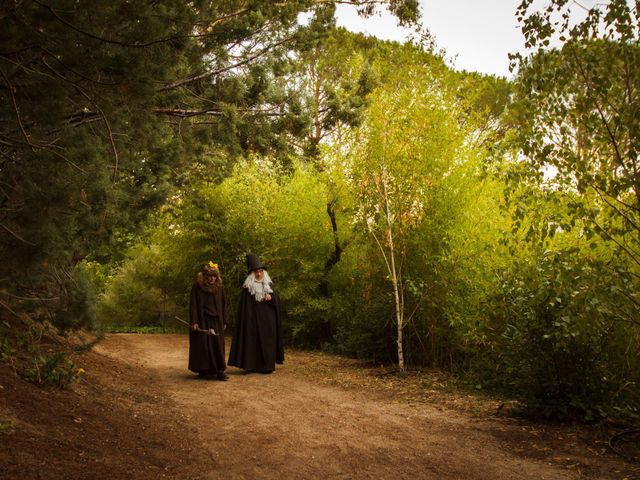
<box><xmin>228</xmin><ymin>284</ymin><xmax>284</xmax><ymax>372</ymax></box>
<box><xmin>188</xmin><ymin>282</ymin><xmax>229</xmax><ymax>374</ymax></box>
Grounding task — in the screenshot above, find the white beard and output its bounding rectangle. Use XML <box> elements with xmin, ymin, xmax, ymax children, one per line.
<box><xmin>243</xmin><ymin>271</ymin><xmax>274</xmax><ymax>301</ymax></box>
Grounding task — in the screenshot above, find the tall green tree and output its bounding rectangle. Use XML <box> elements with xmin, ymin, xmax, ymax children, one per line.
<box><xmin>497</xmin><ymin>0</ymin><xmax>640</xmax><ymax>417</ymax></box>
<box><xmin>511</xmin><ymin>0</ymin><xmax>639</xmax><ymax>258</ymax></box>
<box><xmin>292</xmin><ymin>28</ymin><xmax>380</xmax><ymax>299</ymax></box>
<box><xmin>0</xmin><ymin>0</ymin><xmax>419</xmax><ymax>328</ymax></box>
<box><xmin>348</xmin><ymin>47</ymin><xmax>474</xmax><ymax>370</ymax></box>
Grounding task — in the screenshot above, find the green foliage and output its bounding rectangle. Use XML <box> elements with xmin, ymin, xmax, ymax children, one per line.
<box><xmin>327</xmin><ymin>242</ymin><xmax>398</xmax><ymax>361</ymax></box>
<box><xmin>97</xmin><ymin>35</ymin><xmax>517</xmax><ymax>374</ymax></box>
<box><xmin>21</xmin><ymin>351</ymin><xmax>83</xmax><ymax>388</ymax></box>
<box><xmin>98</xmin><ymin>244</ymin><xmax>183</xmax><ymax>329</ymax></box>
<box><xmin>51</xmin><ymin>263</ymin><xmax>99</xmax><ymax>332</ymax></box>
<box><xmin>477</xmin><ymin>164</ymin><xmax>640</xmax><ymax>419</ymax></box>
<box><xmin>494</xmin><ymin>0</ymin><xmax>640</xmax><ymax>419</ymax></box>
<box><xmin>1</xmin><ymin>322</ymin><xmax>83</xmax><ymax>388</ymax></box>
<box><xmin>0</xmin><ymin>2</ymin><xmax>193</xmax><ymax>274</ymax></box>
<box><xmin>26</xmin><ymin>0</ymin><xmax>640</xmax><ymax>422</ymax></box>
<box><xmin>0</xmin><ymin>262</ymin><xmax>98</xmax><ymax>333</ymax></box>
<box><xmin>481</xmin><ymin>247</ymin><xmax>639</xmax><ymax>419</ymax></box>
<box><xmin>292</xmin><ymin>28</ymin><xmax>380</xmax><ymax>159</ymax></box>
<box><xmin>97</xmin><ymin>158</ymin><xmax>338</xmax><ymax>341</ymax></box>
<box><xmin>1</xmin><ymin>1</ymin><xmax>419</xmax><ymax>332</ymax></box>
<box><xmin>510</xmin><ymin>2</ymin><xmax>640</xmax><ymax>271</ymax></box>
<box><xmin>341</xmin><ymin>41</ymin><xmax>506</xmax><ymax>369</ymax></box>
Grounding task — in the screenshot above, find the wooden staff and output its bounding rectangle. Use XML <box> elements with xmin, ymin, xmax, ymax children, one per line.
<box><xmin>174</xmin><ymin>316</ymin><xmax>219</xmax><ymax>336</ymax></box>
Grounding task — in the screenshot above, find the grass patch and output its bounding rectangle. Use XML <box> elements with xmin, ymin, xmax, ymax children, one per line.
<box><xmin>0</xmin><ymin>420</ymin><xmax>16</xmax><ymax>435</ymax></box>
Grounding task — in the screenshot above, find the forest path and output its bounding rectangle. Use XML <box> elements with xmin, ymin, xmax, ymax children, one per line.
<box><xmin>94</xmin><ymin>333</ymin><xmax>591</xmax><ymax>480</ymax></box>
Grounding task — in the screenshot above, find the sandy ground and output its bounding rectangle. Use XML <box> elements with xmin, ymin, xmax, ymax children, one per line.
<box><xmin>1</xmin><ymin>333</ymin><xmax>638</xmax><ymax>479</ymax></box>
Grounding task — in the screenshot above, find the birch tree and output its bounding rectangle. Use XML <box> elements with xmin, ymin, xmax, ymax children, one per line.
<box><xmin>350</xmin><ymin>52</ymin><xmax>466</xmax><ymax>370</ymax></box>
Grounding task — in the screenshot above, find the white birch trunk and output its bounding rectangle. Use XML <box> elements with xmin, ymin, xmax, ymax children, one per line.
<box><xmin>381</xmin><ymin>174</ymin><xmax>405</xmax><ymax>371</ymax></box>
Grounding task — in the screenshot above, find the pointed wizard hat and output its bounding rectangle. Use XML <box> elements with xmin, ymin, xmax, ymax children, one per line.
<box><xmin>246</xmin><ymin>253</ymin><xmax>267</xmax><ymax>273</ymax></box>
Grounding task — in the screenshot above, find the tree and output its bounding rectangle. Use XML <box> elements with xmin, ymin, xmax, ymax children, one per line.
<box><xmin>0</xmin><ymin>0</ymin><xmax>420</xmax><ymax>326</ymax></box>
<box><xmin>511</xmin><ymin>0</ymin><xmax>640</xmax><ymax>260</ymax></box>
<box><xmin>497</xmin><ymin>0</ymin><xmax>640</xmax><ymax>417</ymax></box>
<box><xmin>349</xmin><ymin>46</ymin><xmax>469</xmax><ymax>370</ymax></box>
<box><xmin>291</xmin><ymin>28</ymin><xmax>381</xmax><ymax>300</ymax></box>
<box><xmin>510</xmin><ymin>0</ymin><xmax>640</xmax><ymax>360</ymax></box>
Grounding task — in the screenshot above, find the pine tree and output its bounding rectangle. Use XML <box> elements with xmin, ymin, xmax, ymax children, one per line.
<box><xmin>0</xmin><ymin>1</ymin><xmax>420</xmax><ymax>328</ymax></box>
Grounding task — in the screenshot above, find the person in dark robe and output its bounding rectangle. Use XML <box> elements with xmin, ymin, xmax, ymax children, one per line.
<box><xmin>188</xmin><ymin>262</ymin><xmax>229</xmax><ymax>380</ymax></box>
<box><xmin>228</xmin><ymin>253</ymin><xmax>284</xmax><ymax>373</ymax></box>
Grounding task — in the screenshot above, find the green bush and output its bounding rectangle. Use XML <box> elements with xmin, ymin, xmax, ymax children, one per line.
<box><xmin>97</xmin><ymin>244</ymin><xmax>183</xmax><ymax>329</ymax></box>
<box><xmin>22</xmin><ymin>351</ymin><xmax>83</xmax><ymax>388</ymax></box>
<box><xmin>485</xmin><ymin>250</ymin><xmax>639</xmax><ymax>420</ymax></box>
<box><xmin>52</xmin><ymin>263</ymin><xmax>98</xmax><ymax>332</ymax></box>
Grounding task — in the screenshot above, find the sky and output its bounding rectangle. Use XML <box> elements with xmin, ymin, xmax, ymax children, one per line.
<box><xmin>334</xmin><ymin>0</ymin><xmax>527</xmax><ymax>78</ymax></box>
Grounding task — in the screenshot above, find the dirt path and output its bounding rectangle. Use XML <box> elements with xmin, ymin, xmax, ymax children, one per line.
<box><xmin>90</xmin><ymin>333</ymin><xmax>631</xmax><ymax>480</ymax></box>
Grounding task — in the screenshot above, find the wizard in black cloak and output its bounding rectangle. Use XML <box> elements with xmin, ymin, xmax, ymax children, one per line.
<box><xmin>228</xmin><ymin>253</ymin><xmax>284</xmax><ymax>373</ymax></box>
<box><xmin>188</xmin><ymin>262</ymin><xmax>229</xmax><ymax>380</ymax></box>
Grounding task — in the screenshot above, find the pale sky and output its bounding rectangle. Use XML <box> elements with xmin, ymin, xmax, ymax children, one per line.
<box><xmin>335</xmin><ymin>1</ymin><xmax>528</xmax><ymax>79</ymax></box>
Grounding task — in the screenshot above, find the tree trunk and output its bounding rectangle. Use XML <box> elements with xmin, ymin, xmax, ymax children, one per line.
<box><xmin>382</xmin><ymin>177</ymin><xmax>404</xmax><ymax>371</ymax></box>
<box><xmin>319</xmin><ymin>196</ymin><xmax>344</xmax><ymax>297</ymax></box>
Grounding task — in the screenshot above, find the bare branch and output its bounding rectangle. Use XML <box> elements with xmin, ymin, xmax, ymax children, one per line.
<box><xmin>153</xmin><ymin>107</ymin><xmax>288</xmax><ymax>118</ymax></box>
<box><xmin>1</xmin><ymin>222</ymin><xmax>35</xmax><ymax>245</ymax></box>
<box><xmin>0</xmin><ymin>290</ymin><xmax>60</xmax><ymax>301</ymax></box>
<box><xmin>154</xmin><ymin>108</ymin><xmax>223</xmax><ymax>118</ymax></box>
<box><xmin>296</xmin><ymin>0</ymin><xmax>389</xmax><ymax>6</ymax></box>
<box><xmin>194</xmin><ymin>7</ymin><xmax>251</xmax><ymax>29</ymax></box>
<box><xmin>0</xmin><ymin>68</ymin><xmax>33</xmax><ymax>148</ymax></box>
<box><xmin>32</xmin><ymin>0</ymin><xmax>192</xmax><ymax>48</ymax></box>
<box><xmin>39</xmin><ymin>57</ymin><xmax>120</xmax><ymax>180</ymax></box>
<box><xmin>38</xmin><ymin>46</ymin><xmax>120</xmax><ymax>86</ymax></box>
<box><xmin>572</xmin><ymin>49</ymin><xmax>626</xmax><ymax>167</ymax></box>
<box><xmin>591</xmin><ymin>182</ymin><xmax>640</xmax><ymax>224</ymax></box>
<box><xmin>0</xmin><ymin>298</ymin><xmax>23</xmax><ymax>319</ymax></box>
<box><xmin>158</xmin><ymin>36</ymin><xmax>293</xmax><ymax>92</ymax></box>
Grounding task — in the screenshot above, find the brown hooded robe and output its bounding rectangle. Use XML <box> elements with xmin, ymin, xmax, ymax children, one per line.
<box><xmin>188</xmin><ymin>278</ymin><xmax>229</xmax><ymax>374</ymax></box>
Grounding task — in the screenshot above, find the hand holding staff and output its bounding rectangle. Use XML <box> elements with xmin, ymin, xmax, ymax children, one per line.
<box><xmin>175</xmin><ymin>316</ymin><xmax>219</xmax><ymax>336</ymax></box>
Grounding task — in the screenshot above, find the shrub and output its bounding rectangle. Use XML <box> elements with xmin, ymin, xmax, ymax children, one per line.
<box><xmin>487</xmin><ymin>250</ymin><xmax>640</xmax><ymax>420</ymax></box>
<box><xmin>21</xmin><ymin>351</ymin><xmax>83</xmax><ymax>388</ymax></box>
